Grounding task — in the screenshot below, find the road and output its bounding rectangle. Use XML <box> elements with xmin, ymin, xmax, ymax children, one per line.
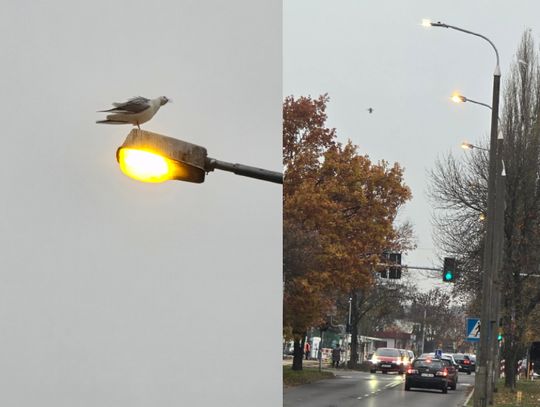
<box><xmin>284</xmin><ymin>370</ymin><xmax>474</xmax><ymax>407</ymax></box>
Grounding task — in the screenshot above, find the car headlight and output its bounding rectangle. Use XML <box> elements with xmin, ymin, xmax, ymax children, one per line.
<box><xmin>371</xmin><ymin>357</ymin><xmax>378</xmax><ymax>364</ymax></box>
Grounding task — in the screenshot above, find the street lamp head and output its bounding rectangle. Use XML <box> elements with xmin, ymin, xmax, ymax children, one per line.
<box><xmin>451</xmin><ymin>94</ymin><xmax>467</xmax><ymax>104</ymax></box>
<box><xmin>461</xmin><ymin>142</ymin><xmax>474</xmax><ymax>150</ymax></box>
<box><xmin>116</xmin><ymin>129</ymin><xmax>207</xmax><ymax>183</ymax></box>
<box><xmin>422</xmin><ymin>19</ymin><xmax>448</xmax><ymax>28</ymax></box>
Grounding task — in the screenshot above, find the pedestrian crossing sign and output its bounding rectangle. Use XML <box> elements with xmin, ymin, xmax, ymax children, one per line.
<box><xmin>466</xmin><ymin>317</ymin><xmax>480</xmax><ymax>342</ymax></box>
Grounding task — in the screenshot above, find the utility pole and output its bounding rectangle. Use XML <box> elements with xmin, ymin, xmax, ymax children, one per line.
<box><xmin>475</xmin><ymin>56</ymin><xmax>502</xmax><ymax>407</ymax></box>
<box><xmin>421</xmin><ymin>308</ymin><xmax>427</xmax><ymax>355</ymax></box>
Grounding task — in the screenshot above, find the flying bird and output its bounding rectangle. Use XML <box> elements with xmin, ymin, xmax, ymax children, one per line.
<box><xmin>96</xmin><ymin>96</ymin><xmax>170</xmax><ymax>129</ymax></box>
<box><xmin>367</xmin><ymin>107</ymin><xmax>374</xmax><ymax>114</ymax></box>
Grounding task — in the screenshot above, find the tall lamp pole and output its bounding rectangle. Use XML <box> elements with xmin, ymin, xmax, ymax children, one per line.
<box><xmin>423</xmin><ymin>20</ymin><xmax>503</xmax><ymax>407</ymax></box>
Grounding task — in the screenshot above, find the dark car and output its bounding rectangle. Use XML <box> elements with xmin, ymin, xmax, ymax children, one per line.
<box><xmin>453</xmin><ymin>353</ymin><xmax>475</xmax><ymax>374</ymax></box>
<box><xmin>419</xmin><ymin>353</ymin><xmax>458</xmax><ymax>389</ymax></box>
<box><xmin>370</xmin><ymin>347</ymin><xmax>406</xmax><ymax>374</ymax></box>
<box><xmin>405</xmin><ymin>358</ymin><xmax>451</xmax><ymax>393</ymax></box>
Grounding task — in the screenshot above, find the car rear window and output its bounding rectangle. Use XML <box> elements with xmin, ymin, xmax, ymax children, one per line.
<box><xmin>414</xmin><ymin>359</ymin><xmax>443</xmax><ymax>369</ymax></box>
<box><xmin>375</xmin><ymin>348</ymin><xmax>400</xmax><ymax>357</ymax></box>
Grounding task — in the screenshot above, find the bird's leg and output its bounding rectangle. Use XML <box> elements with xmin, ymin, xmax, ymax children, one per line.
<box><xmin>137</xmin><ymin>122</ymin><xmax>141</xmax><ymax>130</ymax></box>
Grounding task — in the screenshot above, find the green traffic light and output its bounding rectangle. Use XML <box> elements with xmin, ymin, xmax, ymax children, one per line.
<box><xmin>443</xmin><ymin>257</ymin><xmax>457</xmax><ymax>282</ymax></box>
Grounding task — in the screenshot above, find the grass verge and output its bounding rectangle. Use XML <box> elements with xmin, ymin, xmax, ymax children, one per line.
<box><xmin>467</xmin><ymin>379</ymin><xmax>540</xmax><ymax>406</ymax></box>
<box><xmin>493</xmin><ymin>379</ymin><xmax>540</xmax><ymax>406</ymax></box>
<box><xmin>283</xmin><ymin>366</ymin><xmax>334</xmax><ymax>387</ymax></box>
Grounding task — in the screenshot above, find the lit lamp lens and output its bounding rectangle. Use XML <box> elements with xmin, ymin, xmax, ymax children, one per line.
<box><xmin>118</xmin><ymin>148</ymin><xmax>174</xmax><ymax>183</ymax></box>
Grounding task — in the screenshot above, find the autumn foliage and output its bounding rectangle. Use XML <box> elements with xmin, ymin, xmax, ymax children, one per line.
<box><xmin>283</xmin><ymin>95</ymin><xmax>412</xmax><ymax>369</ymax></box>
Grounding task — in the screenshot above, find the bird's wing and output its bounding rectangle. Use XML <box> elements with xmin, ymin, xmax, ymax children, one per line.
<box><xmin>109</xmin><ymin>96</ymin><xmax>151</xmax><ymax>113</ymax></box>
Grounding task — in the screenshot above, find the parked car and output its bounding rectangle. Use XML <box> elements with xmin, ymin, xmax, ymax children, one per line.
<box><xmin>453</xmin><ymin>353</ymin><xmax>474</xmax><ymax>374</ymax></box>
<box><xmin>405</xmin><ymin>358</ymin><xmax>451</xmax><ymax>393</ymax></box>
<box><xmin>370</xmin><ymin>347</ymin><xmax>406</xmax><ymax>374</ymax></box>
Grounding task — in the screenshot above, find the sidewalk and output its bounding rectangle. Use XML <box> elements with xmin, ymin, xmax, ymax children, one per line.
<box><xmin>282</xmin><ymin>356</ymin><xmax>353</xmax><ymax>371</ymax></box>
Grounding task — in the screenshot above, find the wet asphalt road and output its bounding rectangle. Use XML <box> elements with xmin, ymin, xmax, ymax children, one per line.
<box><xmin>284</xmin><ymin>369</ymin><xmax>474</xmax><ymax>407</ymax></box>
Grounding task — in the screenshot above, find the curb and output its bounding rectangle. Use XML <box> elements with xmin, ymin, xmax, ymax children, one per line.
<box><xmin>463</xmin><ymin>388</ymin><xmax>474</xmax><ymax>406</ymax></box>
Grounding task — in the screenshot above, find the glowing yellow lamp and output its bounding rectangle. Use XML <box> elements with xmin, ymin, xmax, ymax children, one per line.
<box><xmin>116</xmin><ymin>129</ymin><xmax>207</xmax><ymax>184</ymax></box>
<box><xmin>451</xmin><ymin>94</ymin><xmax>466</xmax><ymax>104</ymax></box>
<box><xmin>118</xmin><ymin>148</ymin><xmax>174</xmax><ymax>183</ymax></box>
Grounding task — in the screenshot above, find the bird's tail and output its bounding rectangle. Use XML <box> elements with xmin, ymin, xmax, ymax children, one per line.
<box><xmin>96</xmin><ymin>120</ymin><xmax>127</xmax><ymax>125</ymax></box>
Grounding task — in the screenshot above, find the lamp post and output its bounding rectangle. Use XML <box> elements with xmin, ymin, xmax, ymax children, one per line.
<box><xmin>116</xmin><ymin>129</ymin><xmax>283</xmax><ymax>184</ymax></box>
<box><xmin>423</xmin><ymin>19</ymin><xmax>503</xmax><ymax>407</ymax></box>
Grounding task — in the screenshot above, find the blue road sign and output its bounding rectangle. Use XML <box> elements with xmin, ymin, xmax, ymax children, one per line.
<box><xmin>466</xmin><ymin>317</ymin><xmax>480</xmax><ymax>342</ymax></box>
<box><xmin>435</xmin><ymin>349</ymin><xmax>442</xmax><ymax>358</ymax></box>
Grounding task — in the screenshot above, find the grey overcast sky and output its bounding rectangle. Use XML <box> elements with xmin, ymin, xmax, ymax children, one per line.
<box><xmin>285</xmin><ymin>0</ymin><xmax>540</xmax><ymax>290</ymax></box>
<box><xmin>1</xmin><ymin>1</ymin><xmax>281</xmax><ymax>406</ymax></box>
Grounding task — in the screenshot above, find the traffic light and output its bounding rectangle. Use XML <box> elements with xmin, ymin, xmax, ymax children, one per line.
<box><xmin>380</xmin><ymin>252</ymin><xmax>402</xmax><ymax>279</ymax></box>
<box><xmin>442</xmin><ymin>257</ymin><xmax>457</xmax><ymax>282</ymax></box>
<box><xmin>497</xmin><ymin>329</ymin><xmax>503</xmax><ymax>341</ymax></box>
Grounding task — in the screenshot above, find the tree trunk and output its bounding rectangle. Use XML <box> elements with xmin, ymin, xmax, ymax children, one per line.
<box><xmin>348</xmin><ymin>291</ymin><xmax>359</xmax><ymax>369</ymax></box>
<box><xmin>292</xmin><ymin>335</ymin><xmax>305</xmax><ymax>371</ymax></box>
<box><xmin>503</xmin><ymin>347</ymin><xmax>517</xmax><ymax>391</ymax></box>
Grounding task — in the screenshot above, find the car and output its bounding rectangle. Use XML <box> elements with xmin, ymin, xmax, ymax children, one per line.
<box><xmin>419</xmin><ymin>353</ymin><xmax>458</xmax><ymax>389</ymax></box>
<box><xmin>405</xmin><ymin>357</ymin><xmax>451</xmax><ymax>393</ymax></box>
<box><xmin>453</xmin><ymin>353</ymin><xmax>475</xmax><ymax>374</ymax></box>
<box><xmin>399</xmin><ymin>349</ymin><xmax>413</xmax><ymax>369</ymax></box>
<box><xmin>466</xmin><ymin>354</ymin><xmax>477</xmax><ymax>372</ymax></box>
<box><xmin>370</xmin><ymin>347</ymin><xmax>406</xmax><ymax>374</ymax></box>
<box><xmin>407</xmin><ymin>350</ymin><xmax>416</xmax><ymax>363</ymax></box>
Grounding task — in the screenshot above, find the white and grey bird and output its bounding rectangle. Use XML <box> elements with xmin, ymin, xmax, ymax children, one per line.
<box><xmin>96</xmin><ymin>96</ymin><xmax>170</xmax><ymax>129</ymax></box>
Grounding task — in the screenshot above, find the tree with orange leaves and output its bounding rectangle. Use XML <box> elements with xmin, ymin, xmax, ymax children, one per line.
<box><xmin>283</xmin><ymin>95</ymin><xmax>413</xmax><ymax>370</ymax></box>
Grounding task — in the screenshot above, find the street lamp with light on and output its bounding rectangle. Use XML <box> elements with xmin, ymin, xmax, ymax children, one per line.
<box><xmin>451</xmin><ymin>93</ymin><xmax>492</xmax><ymax>110</ymax></box>
<box><xmin>116</xmin><ymin>129</ymin><xmax>283</xmax><ymax>184</ymax></box>
<box><xmin>423</xmin><ymin>19</ymin><xmax>503</xmax><ymax>407</ymax></box>
<box><xmin>461</xmin><ymin>142</ymin><xmax>489</xmax><ymax>152</ymax></box>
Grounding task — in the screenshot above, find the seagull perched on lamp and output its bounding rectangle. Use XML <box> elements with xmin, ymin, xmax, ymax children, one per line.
<box><xmin>96</xmin><ymin>96</ymin><xmax>170</xmax><ymax>129</ymax></box>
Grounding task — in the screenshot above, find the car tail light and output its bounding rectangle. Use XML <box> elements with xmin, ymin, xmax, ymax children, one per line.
<box><xmin>464</xmin><ymin>360</ymin><xmax>470</xmax><ymax>365</ymax></box>
<box><xmin>436</xmin><ymin>368</ymin><xmax>448</xmax><ymax>377</ymax></box>
<box><xmin>406</xmin><ymin>368</ymin><xmax>418</xmax><ymax>374</ymax></box>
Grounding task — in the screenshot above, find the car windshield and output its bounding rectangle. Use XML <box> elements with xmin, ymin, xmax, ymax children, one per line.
<box><xmin>375</xmin><ymin>348</ymin><xmax>400</xmax><ymax>357</ymax></box>
<box><xmin>413</xmin><ymin>359</ymin><xmax>443</xmax><ymax>369</ymax></box>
